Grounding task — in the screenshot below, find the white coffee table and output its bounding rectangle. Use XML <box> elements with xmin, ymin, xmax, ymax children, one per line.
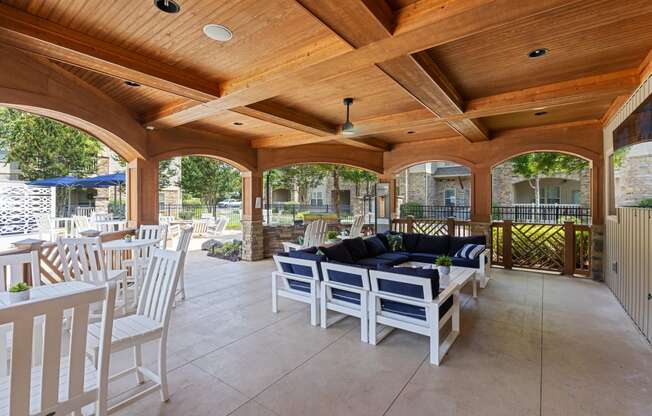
<box><xmin>399</xmin><ymin>262</ymin><xmax>477</xmax><ymax>298</ymax></box>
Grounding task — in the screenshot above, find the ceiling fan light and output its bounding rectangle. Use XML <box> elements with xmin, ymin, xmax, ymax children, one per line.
<box><xmin>342</xmin><ymin>121</ymin><xmax>355</xmax><ymax>135</ymax></box>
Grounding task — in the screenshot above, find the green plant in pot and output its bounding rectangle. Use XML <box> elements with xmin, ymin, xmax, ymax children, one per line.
<box><xmin>8</xmin><ymin>282</ymin><xmax>31</xmax><ymax>303</ymax></box>
<box><xmin>435</xmin><ymin>255</ymin><xmax>452</xmax><ymax>277</ymax></box>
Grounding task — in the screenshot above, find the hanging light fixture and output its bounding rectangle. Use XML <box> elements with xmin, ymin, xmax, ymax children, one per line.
<box><xmin>341</xmin><ymin>97</ymin><xmax>355</xmax><ymax>135</ymax></box>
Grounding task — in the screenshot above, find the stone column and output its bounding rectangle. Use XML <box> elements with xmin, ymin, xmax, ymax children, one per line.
<box><xmin>241</xmin><ymin>171</ymin><xmax>264</xmax><ymax>261</ymax></box>
<box><xmin>126</xmin><ymin>158</ymin><xmax>159</xmax><ymax>226</ymax></box>
<box><xmin>591</xmin><ymin>224</ymin><xmax>604</xmax><ymax>281</ymax></box>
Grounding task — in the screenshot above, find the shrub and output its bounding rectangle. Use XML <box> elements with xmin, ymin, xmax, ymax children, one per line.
<box><xmin>638</xmin><ymin>198</ymin><xmax>652</xmax><ymax>208</ymax></box>
<box><xmin>327</xmin><ymin>230</ymin><xmax>339</xmax><ymax>241</ymax></box>
<box><xmin>211</xmin><ymin>239</ymin><xmax>242</xmax><ymax>259</ymax></box>
<box><xmin>401</xmin><ymin>202</ymin><xmax>424</xmax><ymax>218</ymax></box>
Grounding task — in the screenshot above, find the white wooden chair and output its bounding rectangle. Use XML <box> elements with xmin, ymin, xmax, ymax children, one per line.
<box><xmin>282</xmin><ymin>219</ymin><xmax>327</xmax><ymax>251</ymax></box>
<box><xmin>272</xmin><ymin>254</ymin><xmax>322</xmax><ymax>326</ymax></box>
<box><xmin>0</xmin><ymin>249</ymin><xmax>42</xmax><ymax>376</ymax></box>
<box><xmin>0</xmin><ymin>282</ymin><xmax>116</xmax><ymax>415</ymax></box>
<box><xmin>320</xmin><ymin>262</ymin><xmax>371</xmax><ymax>342</ymax></box>
<box><xmin>191</xmin><ymin>219</ymin><xmax>210</xmax><ymax>237</ymax></box>
<box><xmin>368</xmin><ymin>269</ymin><xmax>461</xmax><ymax>365</ymax></box>
<box><xmin>91</xmin><ymin>212</ymin><xmax>113</xmax><ymax>223</ymax></box>
<box><xmin>138</xmin><ymin>224</ymin><xmax>168</xmax><ymax>249</ymax></box>
<box><xmin>73</xmin><ymin>215</ymin><xmax>94</xmax><ymax>236</ymax></box>
<box><xmin>347</xmin><ymin>215</ymin><xmax>364</xmax><ymax>238</ymax></box>
<box><xmin>174</xmin><ymin>226</ymin><xmax>193</xmax><ymax>301</ymax></box>
<box><xmin>86</xmin><ymin>249</ymin><xmax>183</xmax><ymax>413</ymax></box>
<box><xmin>36</xmin><ymin>215</ymin><xmax>66</xmax><ymax>242</ymax></box>
<box><xmin>57</xmin><ymin>237</ymin><xmax>128</xmax><ymax>315</ymax></box>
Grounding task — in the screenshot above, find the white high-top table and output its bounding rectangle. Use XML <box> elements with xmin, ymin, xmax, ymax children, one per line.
<box><xmin>399</xmin><ymin>262</ymin><xmax>478</xmax><ymax>298</ymax></box>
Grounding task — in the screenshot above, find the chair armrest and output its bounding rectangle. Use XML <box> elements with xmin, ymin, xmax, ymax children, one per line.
<box><xmin>282</xmin><ymin>242</ymin><xmax>302</xmax><ymax>252</ymax></box>
<box><xmin>434</xmin><ymin>283</ymin><xmax>460</xmax><ymax>305</ymax></box>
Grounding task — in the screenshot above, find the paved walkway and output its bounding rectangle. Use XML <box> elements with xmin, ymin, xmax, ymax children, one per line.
<box><xmin>111</xmin><ymin>252</ymin><xmax>652</xmax><ymax>416</ymax></box>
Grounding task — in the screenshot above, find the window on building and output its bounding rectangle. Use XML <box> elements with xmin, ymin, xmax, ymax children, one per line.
<box><xmin>444</xmin><ymin>188</ymin><xmax>456</xmax><ymax>206</ymax></box>
<box><xmin>571</xmin><ymin>190</ymin><xmax>581</xmax><ymax>205</ymax></box>
<box><xmin>310</xmin><ymin>191</ymin><xmax>323</xmax><ymax>206</ymax></box>
<box><xmin>540</xmin><ymin>186</ymin><xmax>561</xmax><ymax>204</ymax></box>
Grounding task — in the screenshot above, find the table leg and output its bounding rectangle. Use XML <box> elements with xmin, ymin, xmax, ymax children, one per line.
<box><xmin>473</xmin><ymin>273</ymin><xmax>477</xmax><ymax>298</ymax></box>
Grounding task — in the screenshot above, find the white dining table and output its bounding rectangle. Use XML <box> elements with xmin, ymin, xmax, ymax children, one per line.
<box><xmin>0</xmin><ymin>281</ymin><xmax>97</xmax><ymax>372</ymax></box>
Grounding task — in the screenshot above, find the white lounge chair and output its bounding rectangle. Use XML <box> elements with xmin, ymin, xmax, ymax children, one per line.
<box><xmin>368</xmin><ymin>269</ymin><xmax>461</xmax><ymax>365</ymax></box>
<box><xmin>174</xmin><ymin>226</ymin><xmax>193</xmax><ymax>301</ymax></box>
<box><xmin>282</xmin><ymin>219</ymin><xmax>327</xmax><ymax>251</ymax></box>
<box><xmin>272</xmin><ymin>253</ymin><xmax>322</xmax><ymax>326</ymax></box>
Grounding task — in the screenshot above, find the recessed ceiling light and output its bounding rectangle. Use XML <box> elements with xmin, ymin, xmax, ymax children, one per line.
<box><xmin>534</xmin><ymin>111</ymin><xmax>548</xmax><ymax>116</ymax></box>
<box><xmin>203</xmin><ymin>24</ymin><xmax>233</xmax><ymax>42</ymax></box>
<box><xmin>233</xmin><ymin>122</ymin><xmax>243</xmax><ymax>126</ymax></box>
<box><xmin>528</xmin><ymin>48</ymin><xmax>549</xmax><ymax>58</ymax></box>
<box><xmin>154</xmin><ymin>0</ymin><xmax>180</xmax><ymax>14</ymax></box>
<box><xmin>145</xmin><ymin>126</ymin><xmax>155</xmax><ymax>130</ymax></box>
<box><xmin>407</xmin><ymin>131</ymin><xmax>415</xmax><ymax>134</ymax></box>
<box><xmin>124</xmin><ymin>80</ymin><xmax>140</xmax><ymax>87</ymax></box>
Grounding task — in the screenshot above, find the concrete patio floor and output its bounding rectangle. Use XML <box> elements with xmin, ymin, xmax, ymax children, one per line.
<box><xmin>110</xmin><ymin>251</ymin><xmax>652</xmax><ymax>416</ymax></box>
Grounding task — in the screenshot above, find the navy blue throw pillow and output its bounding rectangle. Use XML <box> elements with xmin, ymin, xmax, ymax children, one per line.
<box><xmin>449</xmin><ymin>235</ymin><xmax>486</xmax><ymax>257</ymax></box>
<box><xmin>402</xmin><ymin>233</ymin><xmax>421</xmax><ymax>252</ymax></box>
<box><xmin>415</xmin><ymin>235</ymin><xmax>449</xmax><ymax>255</ymax></box>
<box><xmin>321</xmin><ymin>243</ymin><xmax>354</xmax><ymax>264</ymax></box>
<box><xmin>343</xmin><ymin>237</ymin><xmax>369</xmax><ymax>260</ymax></box>
<box><xmin>364</xmin><ymin>236</ymin><xmax>387</xmax><ymax>257</ymax></box>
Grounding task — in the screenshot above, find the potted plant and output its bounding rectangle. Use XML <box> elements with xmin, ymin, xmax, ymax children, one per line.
<box><xmin>8</xmin><ymin>282</ymin><xmax>31</xmax><ymax>303</ymax></box>
<box><xmin>435</xmin><ymin>256</ymin><xmax>452</xmax><ymax>277</ymax></box>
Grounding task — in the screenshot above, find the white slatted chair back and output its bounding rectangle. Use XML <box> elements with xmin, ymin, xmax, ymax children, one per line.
<box><xmin>57</xmin><ymin>237</ymin><xmax>109</xmax><ymax>284</ymax></box>
<box><xmin>304</xmin><ymin>219</ymin><xmax>327</xmax><ymax>248</ymax></box>
<box><xmin>192</xmin><ymin>219</ymin><xmax>209</xmax><ymax>236</ymax></box>
<box><xmin>36</xmin><ymin>215</ymin><xmax>54</xmax><ymax>241</ymax></box>
<box><xmin>91</xmin><ymin>212</ymin><xmax>113</xmax><ymax>223</ymax></box>
<box><xmin>349</xmin><ymin>215</ymin><xmax>364</xmax><ymax>238</ymax></box>
<box><xmin>72</xmin><ymin>216</ymin><xmax>92</xmax><ymax>235</ymax></box>
<box><xmin>138</xmin><ymin>224</ymin><xmax>168</xmax><ymax>249</ymax></box>
<box><xmin>214</xmin><ymin>216</ymin><xmax>228</xmax><ymax>234</ymax></box>
<box><xmin>0</xmin><ymin>282</ymin><xmax>116</xmax><ymax>415</ymax></box>
<box><xmin>174</xmin><ymin>227</ymin><xmax>193</xmax><ymax>301</ymax></box>
<box><xmin>159</xmin><ymin>215</ymin><xmax>174</xmax><ymax>225</ymax></box>
<box><xmin>137</xmin><ymin>249</ymin><xmax>182</xmax><ymax>326</ymax></box>
<box><xmin>0</xmin><ymin>250</ymin><xmax>41</xmax><ymax>291</ymax></box>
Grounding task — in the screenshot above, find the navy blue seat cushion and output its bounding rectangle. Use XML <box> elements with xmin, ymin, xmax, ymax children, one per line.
<box><xmin>364</xmin><ymin>236</ymin><xmax>387</xmax><ymax>257</ymax></box>
<box><xmin>451</xmin><ymin>256</ymin><xmax>487</xmax><ymax>269</ymax></box>
<box><xmin>380</xmin><ymin>295</ymin><xmax>453</xmax><ymax>320</ymax></box>
<box><xmin>355</xmin><ymin>257</ymin><xmax>396</xmax><ymax>269</ymax></box>
<box><xmin>376</xmin><ymin>233</ymin><xmax>390</xmax><ymax>250</ymax></box>
<box><xmin>287</xmin><ymin>279</ymin><xmax>312</xmax><ymax>293</ymax></box>
<box><xmin>343</xmin><ymin>237</ymin><xmax>369</xmax><ymax>261</ymax></box>
<box><xmin>331</xmin><ymin>288</ymin><xmax>360</xmax><ymax>304</ymax></box>
<box><xmin>321</xmin><ymin>242</ymin><xmax>354</xmax><ymax>264</ymax></box>
<box><xmin>409</xmin><ymin>252</ymin><xmax>438</xmax><ymax>263</ymax></box>
<box><xmin>375</xmin><ymin>252</ymin><xmax>410</xmax><ymax>265</ymax></box>
<box><xmin>449</xmin><ymin>235</ymin><xmax>486</xmax><ymax>257</ymax></box>
<box><xmin>415</xmin><ymin>234</ymin><xmax>449</xmax><ymax>255</ymax></box>
<box><xmin>377</xmin><ymin>265</ymin><xmax>439</xmax><ymax>296</ymax></box>
<box><xmin>402</xmin><ymin>233</ymin><xmax>421</xmax><ymax>252</ymax></box>
<box><xmin>288</xmin><ymin>247</ymin><xmax>326</xmax><ymax>278</ymax></box>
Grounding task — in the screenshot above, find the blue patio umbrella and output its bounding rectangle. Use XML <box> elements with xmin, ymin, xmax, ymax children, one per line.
<box><xmin>72</xmin><ymin>172</ymin><xmax>125</xmax><ymax>188</ymax></box>
<box><xmin>27</xmin><ymin>175</ymin><xmax>79</xmax><ymax>187</ymax></box>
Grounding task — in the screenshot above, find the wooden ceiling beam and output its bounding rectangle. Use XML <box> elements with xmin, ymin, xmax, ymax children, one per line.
<box><xmin>145</xmin><ymin>0</ymin><xmax>582</xmax><ymax>127</ymax></box>
<box><xmin>0</xmin><ymin>3</ymin><xmax>218</xmax><ymax>102</ymax></box>
<box><xmin>230</xmin><ymin>102</ymin><xmax>338</xmax><ymax>136</ymax></box>
<box><xmin>463</xmin><ymin>69</ymin><xmax>640</xmax><ymax>119</ymax></box>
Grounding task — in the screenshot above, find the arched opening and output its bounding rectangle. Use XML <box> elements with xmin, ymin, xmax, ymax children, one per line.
<box><xmin>490</xmin><ymin>151</ymin><xmax>593</xmax><ymax>277</ymax></box>
<box><xmin>262</xmin><ymin>163</ymin><xmax>378</xmax><ymax>227</ymax></box>
<box><xmin>0</xmin><ymin>106</ymin><xmax>129</xmax><ymax>246</ymax></box>
<box><xmin>156</xmin><ymin>155</ymin><xmax>245</xmax><ymax>253</ymax></box>
<box><xmin>394</xmin><ymin>160</ymin><xmax>472</xmax><ymax>220</ymax></box>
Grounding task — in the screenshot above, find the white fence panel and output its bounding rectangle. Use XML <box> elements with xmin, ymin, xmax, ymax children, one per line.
<box><xmin>0</xmin><ymin>182</ymin><xmax>52</xmax><ymax>235</ymax></box>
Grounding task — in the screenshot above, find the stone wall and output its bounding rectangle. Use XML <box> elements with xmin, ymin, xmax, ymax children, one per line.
<box><xmin>241</xmin><ymin>220</ymin><xmax>264</xmax><ymax>261</ymax></box>
<box><xmin>262</xmin><ymin>223</ymin><xmax>346</xmax><ymax>257</ymax></box>
<box><xmin>614</xmin><ymin>151</ymin><xmax>652</xmax><ymax>206</ymax></box>
<box><xmin>433</xmin><ymin>177</ymin><xmax>471</xmax><ymax>205</ymax></box>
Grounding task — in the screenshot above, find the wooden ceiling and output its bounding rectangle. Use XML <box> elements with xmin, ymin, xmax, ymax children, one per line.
<box><xmin>0</xmin><ymin>0</ymin><xmax>650</xmax><ymax>153</ymax></box>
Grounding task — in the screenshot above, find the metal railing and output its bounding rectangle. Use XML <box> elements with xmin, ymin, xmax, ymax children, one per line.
<box><xmin>399</xmin><ymin>204</ymin><xmax>471</xmax><ymax>220</ymax></box>
<box><xmin>264</xmin><ymin>203</ymin><xmax>353</xmax><ymax>225</ymax></box>
<box><xmin>158</xmin><ymin>204</ymin><xmax>242</xmax><ymax>228</ymax></box>
<box><xmin>492</xmin><ymin>204</ymin><xmax>591</xmax><ymax>225</ymax></box>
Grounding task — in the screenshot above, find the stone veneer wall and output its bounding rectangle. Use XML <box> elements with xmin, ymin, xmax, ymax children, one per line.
<box><xmin>262</xmin><ymin>223</ymin><xmax>346</xmax><ymax>258</ymax></box>
<box><xmin>591</xmin><ymin>224</ymin><xmax>604</xmax><ymax>281</ymax></box>
<box><xmin>614</xmin><ymin>152</ymin><xmax>652</xmax><ymax>206</ymax></box>
<box><xmin>433</xmin><ymin>177</ymin><xmax>471</xmax><ymax>205</ymax></box>
<box><xmin>241</xmin><ymin>220</ymin><xmax>264</xmax><ymax>261</ymax></box>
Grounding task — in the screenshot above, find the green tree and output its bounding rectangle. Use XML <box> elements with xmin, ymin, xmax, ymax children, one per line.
<box><xmin>341</xmin><ymin>167</ymin><xmax>377</xmax><ymax>196</ymax></box>
<box><xmin>510</xmin><ymin>152</ymin><xmax>588</xmax><ymax>205</ymax></box>
<box><xmin>267</xmin><ymin>165</ymin><xmax>327</xmax><ymax>204</ymax></box>
<box><xmin>0</xmin><ymin>107</ymin><xmax>102</xmax><ymax>181</ymax></box>
<box><xmin>158</xmin><ymin>159</ymin><xmax>178</xmax><ymax>189</ymax></box>
<box><xmin>179</xmin><ymin>156</ymin><xmax>240</xmax><ymax>206</ymax></box>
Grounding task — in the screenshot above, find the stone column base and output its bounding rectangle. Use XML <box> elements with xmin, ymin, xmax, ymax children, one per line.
<box><xmin>469</xmin><ymin>222</ymin><xmax>492</xmax><ymax>248</ymax></box>
<box><xmin>241</xmin><ymin>219</ymin><xmax>264</xmax><ymax>261</ymax></box>
<box><xmin>591</xmin><ymin>224</ymin><xmax>604</xmax><ymax>281</ymax></box>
